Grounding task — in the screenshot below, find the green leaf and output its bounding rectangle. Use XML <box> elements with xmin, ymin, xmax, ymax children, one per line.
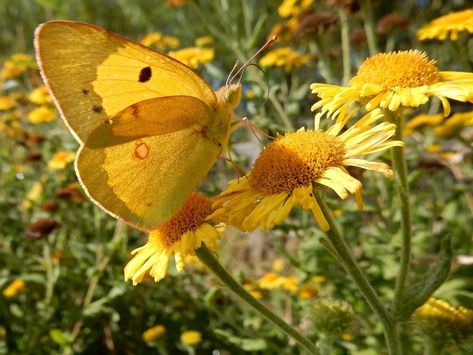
<box><xmin>394</xmin><ymin>234</ymin><xmax>453</xmax><ymax>320</ymax></box>
<box><xmin>49</xmin><ymin>329</ymin><xmax>71</xmax><ymax>347</ymax></box>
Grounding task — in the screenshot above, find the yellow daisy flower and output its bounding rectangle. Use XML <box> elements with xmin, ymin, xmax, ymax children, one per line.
<box><xmin>180</xmin><ymin>330</ymin><xmax>202</xmax><ymax>346</ymax></box>
<box><xmin>195</xmin><ymin>36</ymin><xmax>213</xmax><ymax>47</ymax></box>
<box><xmin>311</xmin><ymin>50</ymin><xmax>473</xmax><ymax>118</ymax></box>
<box><xmin>48</xmin><ymin>151</ymin><xmax>75</xmax><ymax>170</ymax></box>
<box><xmin>3</xmin><ymin>279</ymin><xmax>26</xmax><ymax>298</ymax></box>
<box><xmin>0</xmin><ymin>53</ymin><xmax>35</xmax><ymax>79</ymax></box>
<box><xmin>0</xmin><ymin>96</ymin><xmax>15</xmax><ymax>111</ymax></box>
<box><xmin>417</xmin><ymin>9</ymin><xmax>473</xmax><ymax>41</ymax></box>
<box><xmin>259</xmin><ymin>47</ymin><xmax>310</xmax><ymax>72</ymax></box>
<box><xmin>28</xmin><ymin>106</ymin><xmax>56</xmax><ymax>124</ymax></box>
<box><xmin>140</xmin><ymin>32</ymin><xmax>180</xmax><ymax>49</ymax></box>
<box><xmin>168</xmin><ymin>47</ymin><xmax>214</xmax><ymax>69</ymax></box>
<box><xmin>404</xmin><ymin>113</ymin><xmax>443</xmax><ymax>136</ymax></box>
<box><xmin>124</xmin><ymin>192</ymin><xmax>222</xmax><ymax>285</ymax></box>
<box><xmin>278</xmin><ymin>0</ymin><xmax>313</xmax><ymax>18</ymax></box>
<box><xmin>434</xmin><ymin>111</ymin><xmax>473</xmax><ymax>138</ymax></box>
<box><xmin>142</xmin><ymin>325</ymin><xmax>166</xmax><ymax>342</ymax></box>
<box><xmin>28</xmin><ymin>86</ymin><xmax>53</xmax><ymax>105</ymax></box>
<box><xmin>211</xmin><ymin>108</ymin><xmax>401</xmax><ymax>232</ymax></box>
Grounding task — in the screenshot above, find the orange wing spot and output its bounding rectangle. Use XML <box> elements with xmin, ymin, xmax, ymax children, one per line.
<box><xmin>134</xmin><ymin>140</ymin><xmax>149</xmax><ymax>160</ymax></box>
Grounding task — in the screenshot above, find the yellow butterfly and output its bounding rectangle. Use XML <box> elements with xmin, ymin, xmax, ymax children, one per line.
<box><xmin>34</xmin><ymin>21</ymin><xmax>241</xmax><ymax>231</ymax></box>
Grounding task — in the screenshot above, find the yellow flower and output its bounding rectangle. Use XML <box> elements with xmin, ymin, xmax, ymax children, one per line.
<box><xmin>48</xmin><ymin>151</ymin><xmax>76</xmax><ymax>170</ymax></box>
<box><xmin>142</xmin><ymin>325</ymin><xmax>166</xmax><ymax>342</ymax></box>
<box><xmin>3</xmin><ymin>279</ymin><xmax>26</xmax><ymax>298</ymax></box>
<box><xmin>28</xmin><ymin>106</ymin><xmax>56</xmax><ymax>124</ymax></box>
<box><xmin>22</xmin><ymin>180</ymin><xmax>44</xmax><ymax>210</ymax></box>
<box><xmin>298</xmin><ymin>285</ymin><xmax>319</xmax><ymax>299</ymax></box>
<box><xmin>243</xmin><ymin>281</ymin><xmax>263</xmax><ymax>299</ymax></box>
<box><xmin>140</xmin><ymin>32</ymin><xmax>180</xmax><ymax>49</ymax></box>
<box><xmin>269</xmin><ymin>17</ymin><xmax>300</xmax><ymax>41</ymax></box>
<box><xmin>0</xmin><ymin>53</ymin><xmax>34</xmax><ymax>79</ymax></box>
<box><xmin>259</xmin><ymin>47</ymin><xmax>310</xmax><ymax>72</ymax></box>
<box><xmin>257</xmin><ymin>273</ymin><xmax>298</xmax><ymax>293</ymax></box>
<box><xmin>311</xmin><ymin>50</ymin><xmax>473</xmax><ymax>118</ymax></box>
<box><xmin>124</xmin><ymin>192</ymin><xmax>223</xmax><ymax>285</ymax></box>
<box><xmin>0</xmin><ymin>96</ymin><xmax>15</xmax><ymax>111</ymax></box>
<box><xmin>404</xmin><ymin>113</ymin><xmax>443</xmax><ymax>136</ymax></box>
<box><xmin>417</xmin><ymin>9</ymin><xmax>473</xmax><ymax>41</ymax></box>
<box><xmin>28</xmin><ymin>86</ymin><xmax>52</xmax><ymax>105</ymax></box>
<box><xmin>434</xmin><ymin>111</ymin><xmax>473</xmax><ymax>138</ymax></box>
<box><xmin>413</xmin><ymin>298</ymin><xmax>473</xmax><ymax>350</ymax></box>
<box><xmin>272</xmin><ymin>258</ymin><xmax>285</xmax><ymax>272</ymax></box>
<box><xmin>168</xmin><ymin>47</ymin><xmax>214</xmax><ymax>69</ymax></box>
<box><xmin>195</xmin><ymin>36</ymin><xmax>213</xmax><ymax>47</ymax></box>
<box><xmin>167</xmin><ymin>0</ymin><xmax>187</xmax><ymax>6</ymax></box>
<box><xmin>278</xmin><ymin>0</ymin><xmax>313</xmax><ymax>18</ymax></box>
<box><xmin>180</xmin><ymin>330</ymin><xmax>202</xmax><ymax>346</ymax></box>
<box><xmin>211</xmin><ymin>108</ymin><xmax>401</xmax><ymax>232</ymax></box>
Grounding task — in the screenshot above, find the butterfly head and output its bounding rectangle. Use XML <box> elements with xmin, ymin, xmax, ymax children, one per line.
<box><xmin>224</xmin><ymin>83</ymin><xmax>242</xmax><ymax>109</ymax></box>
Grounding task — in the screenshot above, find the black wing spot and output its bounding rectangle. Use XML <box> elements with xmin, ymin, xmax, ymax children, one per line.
<box><xmin>139</xmin><ymin>66</ymin><xmax>152</xmax><ymax>82</ymax></box>
<box><xmin>92</xmin><ymin>105</ymin><xmax>103</xmax><ymax>113</ymax></box>
<box><xmin>82</xmin><ymin>89</ymin><xmax>89</xmax><ymax>95</ymax></box>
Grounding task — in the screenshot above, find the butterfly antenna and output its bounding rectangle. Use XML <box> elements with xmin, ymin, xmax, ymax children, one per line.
<box><xmin>218</xmin><ymin>153</ymin><xmax>246</xmax><ymax>178</ymax></box>
<box><xmin>237</xmin><ymin>116</ymin><xmax>274</xmax><ymax>144</ymax></box>
<box><xmin>226</xmin><ymin>61</ymin><xmax>240</xmax><ymax>87</ymax></box>
<box><xmin>228</xmin><ymin>35</ymin><xmax>277</xmax><ymax>85</ymax></box>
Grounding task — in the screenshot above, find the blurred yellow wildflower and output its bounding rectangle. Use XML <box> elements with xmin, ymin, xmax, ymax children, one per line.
<box><xmin>195</xmin><ymin>36</ymin><xmax>213</xmax><ymax>47</ymax></box>
<box><xmin>48</xmin><ymin>151</ymin><xmax>76</xmax><ymax>170</ymax></box>
<box><xmin>298</xmin><ymin>285</ymin><xmax>319</xmax><ymax>299</ymax></box>
<box><xmin>169</xmin><ymin>47</ymin><xmax>214</xmax><ymax>69</ymax></box>
<box><xmin>3</xmin><ymin>279</ymin><xmax>26</xmax><ymax>298</ymax></box>
<box><xmin>0</xmin><ymin>96</ymin><xmax>15</xmax><ymax>111</ymax></box>
<box><xmin>417</xmin><ymin>9</ymin><xmax>473</xmax><ymax>41</ymax></box>
<box><xmin>257</xmin><ymin>272</ymin><xmax>298</xmax><ymax>293</ymax></box>
<box><xmin>28</xmin><ymin>106</ymin><xmax>56</xmax><ymax>124</ymax></box>
<box><xmin>124</xmin><ymin>193</ymin><xmax>223</xmax><ymax>285</ymax></box>
<box><xmin>28</xmin><ymin>86</ymin><xmax>52</xmax><ymax>105</ymax></box>
<box><xmin>434</xmin><ymin>111</ymin><xmax>473</xmax><ymax>138</ymax></box>
<box><xmin>0</xmin><ymin>53</ymin><xmax>34</xmax><ymax>79</ymax></box>
<box><xmin>269</xmin><ymin>17</ymin><xmax>300</xmax><ymax>41</ymax></box>
<box><xmin>272</xmin><ymin>258</ymin><xmax>286</xmax><ymax>272</ymax></box>
<box><xmin>404</xmin><ymin>113</ymin><xmax>443</xmax><ymax>136</ymax></box>
<box><xmin>259</xmin><ymin>47</ymin><xmax>310</xmax><ymax>72</ymax></box>
<box><xmin>211</xmin><ymin>109</ymin><xmax>401</xmax><ymax>232</ymax></box>
<box><xmin>413</xmin><ymin>298</ymin><xmax>473</xmax><ymax>351</ymax></box>
<box><xmin>22</xmin><ymin>180</ymin><xmax>44</xmax><ymax>210</ymax></box>
<box><xmin>167</xmin><ymin>0</ymin><xmax>187</xmax><ymax>6</ymax></box>
<box><xmin>311</xmin><ymin>50</ymin><xmax>473</xmax><ymax>117</ymax></box>
<box><xmin>140</xmin><ymin>32</ymin><xmax>180</xmax><ymax>49</ymax></box>
<box><xmin>180</xmin><ymin>330</ymin><xmax>202</xmax><ymax>346</ymax></box>
<box><xmin>278</xmin><ymin>0</ymin><xmax>313</xmax><ymax>18</ymax></box>
<box><xmin>142</xmin><ymin>325</ymin><xmax>166</xmax><ymax>342</ymax></box>
<box><xmin>243</xmin><ymin>281</ymin><xmax>263</xmax><ymax>299</ymax></box>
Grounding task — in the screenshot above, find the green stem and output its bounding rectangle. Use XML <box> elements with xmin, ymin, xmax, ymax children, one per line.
<box><xmin>360</xmin><ymin>0</ymin><xmax>378</xmax><ymax>55</ymax></box>
<box><xmin>339</xmin><ymin>8</ymin><xmax>351</xmax><ymax>85</ymax></box>
<box><xmin>311</xmin><ymin>40</ymin><xmax>334</xmax><ymax>83</ymax></box>
<box><xmin>196</xmin><ymin>245</ymin><xmax>319</xmax><ymax>354</ymax></box>
<box><xmin>317</xmin><ymin>197</ymin><xmax>401</xmax><ymax>354</ymax></box>
<box><xmin>316</xmin><ymin>333</ymin><xmax>333</xmax><ymax>355</ymax></box>
<box><xmin>384</xmin><ymin>110</ymin><xmax>412</xmax><ymax>315</ymax></box>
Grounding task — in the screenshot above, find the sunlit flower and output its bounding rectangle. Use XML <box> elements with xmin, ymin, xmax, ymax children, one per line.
<box><xmin>258</xmin><ymin>272</ymin><xmax>284</xmax><ymax>289</ymax></box>
<box><xmin>278</xmin><ymin>0</ymin><xmax>313</xmax><ymax>18</ymax></box>
<box><xmin>404</xmin><ymin>113</ymin><xmax>443</xmax><ymax>136</ymax></box>
<box><xmin>168</xmin><ymin>47</ymin><xmax>214</xmax><ymax>69</ymax></box>
<box><xmin>298</xmin><ymin>285</ymin><xmax>319</xmax><ymax>299</ymax></box>
<box><xmin>269</xmin><ymin>17</ymin><xmax>300</xmax><ymax>41</ymax></box>
<box><xmin>243</xmin><ymin>281</ymin><xmax>263</xmax><ymax>299</ymax></box>
<box><xmin>259</xmin><ymin>47</ymin><xmax>310</xmax><ymax>72</ymax></box>
<box><xmin>180</xmin><ymin>330</ymin><xmax>202</xmax><ymax>346</ymax></box>
<box><xmin>22</xmin><ymin>180</ymin><xmax>44</xmax><ymax>210</ymax></box>
<box><xmin>417</xmin><ymin>9</ymin><xmax>473</xmax><ymax>41</ymax></box>
<box><xmin>272</xmin><ymin>258</ymin><xmax>286</xmax><ymax>272</ymax></box>
<box><xmin>211</xmin><ymin>109</ymin><xmax>401</xmax><ymax>232</ymax></box>
<box><xmin>3</xmin><ymin>279</ymin><xmax>26</xmax><ymax>298</ymax></box>
<box><xmin>142</xmin><ymin>325</ymin><xmax>166</xmax><ymax>343</ymax></box>
<box><xmin>166</xmin><ymin>0</ymin><xmax>187</xmax><ymax>6</ymax></box>
<box><xmin>195</xmin><ymin>36</ymin><xmax>213</xmax><ymax>47</ymax></box>
<box><xmin>413</xmin><ymin>298</ymin><xmax>473</xmax><ymax>351</ymax></box>
<box><xmin>0</xmin><ymin>96</ymin><xmax>15</xmax><ymax>111</ymax></box>
<box><xmin>0</xmin><ymin>53</ymin><xmax>35</xmax><ymax>79</ymax></box>
<box><xmin>47</xmin><ymin>151</ymin><xmax>75</xmax><ymax>170</ymax></box>
<box><xmin>124</xmin><ymin>192</ymin><xmax>223</xmax><ymax>285</ymax></box>
<box><xmin>434</xmin><ymin>111</ymin><xmax>473</xmax><ymax>138</ymax></box>
<box><xmin>140</xmin><ymin>32</ymin><xmax>180</xmax><ymax>49</ymax></box>
<box><xmin>28</xmin><ymin>86</ymin><xmax>52</xmax><ymax>105</ymax></box>
<box><xmin>311</xmin><ymin>50</ymin><xmax>473</xmax><ymax>118</ymax></box>
<box><xmin>28</xmin><ymin>106</ymin><xmax>56</xmax><ymax>124</ymax></box>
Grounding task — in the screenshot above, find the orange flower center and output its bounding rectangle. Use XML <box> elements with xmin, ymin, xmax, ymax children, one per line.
<box><xmin>249</xmin><ymin>130</ymin><xmax>346</xmax><ymax>194</ymax></box>
<box><xmin>349</xmin><ymin>50</ymin><xmax>440</xmax><ymax>88</ymax></box>
<box><xmin>156</xmin><ymin>192</ymin><xmax>213</xmax><ymax>247</ymax></box>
